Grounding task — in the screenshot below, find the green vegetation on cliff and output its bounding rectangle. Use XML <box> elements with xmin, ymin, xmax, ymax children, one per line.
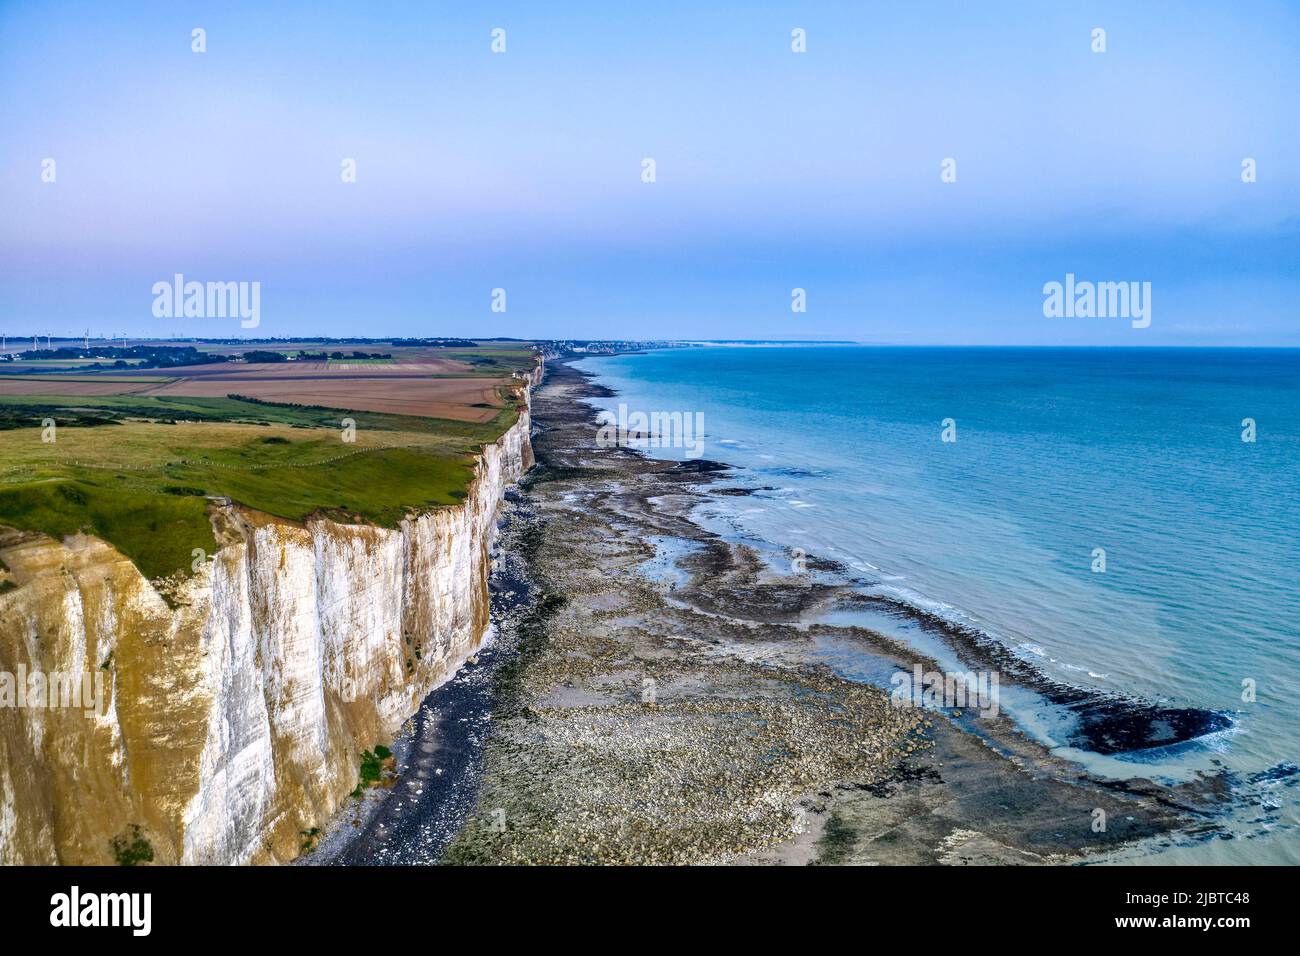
<box><xmin>110</xmin><ymin>825</ymin><xmax>155</xmax><ymax>866</ymax></box>
<box><xmin>0</xmin><ymin>392</ymin><xmax>525</xmax><ymax>583</ymax></box>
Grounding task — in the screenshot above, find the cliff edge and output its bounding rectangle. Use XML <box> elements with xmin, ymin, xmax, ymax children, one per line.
<box><xmin>0</xmin><ymin>368</ymin><xmax>539</xmax><ymax>865</ymax></box>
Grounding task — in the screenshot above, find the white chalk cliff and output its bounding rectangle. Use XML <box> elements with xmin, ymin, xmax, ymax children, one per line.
<box><xmin>0</xmin><ymin>371</ymin><xmax>538</xmax><ymax>864</ymax></box>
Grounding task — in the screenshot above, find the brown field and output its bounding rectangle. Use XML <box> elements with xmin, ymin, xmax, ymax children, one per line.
<box><xmin>0</xmin><ymin>377</ymin><xmax>167</xmax><ymax>396</ymax></box>
<box><xmin>0</xmin><ymin>345</ymin><xmax>533</xmax><ymax>421</ymax></box>
<box><xmin>114</xmin><ymin>357</ymin><xmax>470</xmax><ymax>377</ymax></box>
<box><xmin>137</xmin><ymin>372</ymin><xmax>505</xmax><ymax>421</ymax></box>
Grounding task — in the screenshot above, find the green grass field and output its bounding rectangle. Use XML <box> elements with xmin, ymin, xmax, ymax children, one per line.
<box><xmin>435</xmin><ymin>349</ymin><xmax>538</xmax><ymax>377</ymax></box>
<box><xmin>0</xmin><ymin>390</ymin><xmax>524</xmax><ymax>583</ymax></box>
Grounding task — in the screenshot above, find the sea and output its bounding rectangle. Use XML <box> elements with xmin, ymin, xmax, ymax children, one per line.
<box><xmin>575</xmin><ymin>345</ymin><xmax>1300</xmax><ymax>865</ymax></box>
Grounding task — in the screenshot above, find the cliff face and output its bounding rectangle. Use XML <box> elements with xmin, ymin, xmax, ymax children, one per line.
<box><xmin>0</xmin><ymin>382</ymin><xmax>536</xmax><ymax>865</ymax></box>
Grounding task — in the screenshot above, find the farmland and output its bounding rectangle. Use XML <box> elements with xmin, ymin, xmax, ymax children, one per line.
<box><xmin>0</xmin><ymin>342</ymin><xmax>537</xmax><ymax>583</ymax></box>
<box><xmin>121</xmin><ymin>365</ymin><xmax>508</xmax><ymax>422</ymax></box>
<box><xmin>0</xmin><ymin>375</ymin><xmax>172</xmax><ymax>396</ymax></box>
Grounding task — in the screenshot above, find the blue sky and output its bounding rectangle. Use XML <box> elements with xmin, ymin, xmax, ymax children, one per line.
<box><xmin>1</xmin><ymin>1</ymin><xmax>1297</xmax><ymax>344</ymax></box>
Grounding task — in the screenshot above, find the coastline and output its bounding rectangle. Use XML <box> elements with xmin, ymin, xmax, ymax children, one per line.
<box><xmin>300</xmin><ymin>488</ymin><xmax>541</xmax><ymax>865</ymax></box>
<box><xmin>0</xmin><ymin>372</ymin><xmax>536</xmax><ymax>865</ymax></box>
<box><xmin>429</xmin><ymin>360</ymin><xmax>1217</xmax><ymax>864</ymax></box>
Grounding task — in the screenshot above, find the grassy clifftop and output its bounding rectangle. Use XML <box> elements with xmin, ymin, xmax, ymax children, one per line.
<box><xmin>0</xmin><ymin>393</ymin><xmax>525</xmax><ymax>583</ymax></box>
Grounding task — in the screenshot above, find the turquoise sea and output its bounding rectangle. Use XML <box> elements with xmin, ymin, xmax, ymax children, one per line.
<box><xmin>576</xmin><ymin>346</ymin><xmax>1300</xmax><ymax>864</ymax></box>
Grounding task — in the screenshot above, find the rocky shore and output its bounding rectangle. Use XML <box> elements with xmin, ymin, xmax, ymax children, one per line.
<box><xmin>415</xmin><ymin>360</ymin><xmax>1219</xmax><ymax>865</ymax></box>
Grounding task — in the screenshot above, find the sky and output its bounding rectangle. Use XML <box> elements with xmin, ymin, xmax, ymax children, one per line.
<box><xmin>1</xmin><ymin>1</ymin><xmax>1297</xmax><ymax>345</ymax></box>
